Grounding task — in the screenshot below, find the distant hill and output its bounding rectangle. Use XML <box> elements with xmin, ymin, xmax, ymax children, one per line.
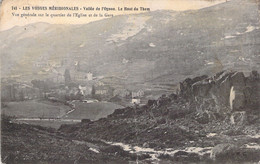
<box><xmin>1</xmin><ymin>0</ymin><xmax>259</xmax><ymax>91</ymax></box>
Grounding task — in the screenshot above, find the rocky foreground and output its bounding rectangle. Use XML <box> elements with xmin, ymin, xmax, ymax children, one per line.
<box><xmin>2</xmin><ymin>70</ymin><xmax>260</xmax><ymax>163</ymax></box>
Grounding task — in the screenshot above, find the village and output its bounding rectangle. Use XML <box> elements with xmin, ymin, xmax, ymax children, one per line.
<box><xmin>1</xmin><ymin>56</ymin><xmax>146</xmax><ymax>108</ymax></box>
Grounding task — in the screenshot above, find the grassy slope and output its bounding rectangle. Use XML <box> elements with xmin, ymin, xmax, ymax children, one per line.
<box><xmin>1</xmin><ymin>117</ymin><xmax>129</xmax><ymax>164</ymax></box>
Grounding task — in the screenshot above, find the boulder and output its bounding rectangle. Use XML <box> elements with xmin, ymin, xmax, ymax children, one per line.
<box><xmin>180</xmin><ymin>75</ymin><xmax>208</xmax><ymax>98</ymax></box>
<box><xmin>192</xmin><ymin>81</ymin><xmax>212</xmax><ymax>97</ymax></box>
<box><xmin>245</xmin><ymin>70</ymin><xmax>260</xmax><ymax>110</ymax></box>
<box><xmin>230</xmin><ymin>72</ymin><xmax>246</xmax><ymax>110</ymax></box>
<box><xmin>229</xmin><ymin>86</ymin><xmax>245</xmax><ymax>110</ymax></box>
<box><xmin>180</xmin><ymin>71</ymin><xmax>258</xmax><ymax>113</ymax></box>
<box><xmin>195</xmin><ymin>112</ymin><xmax>210</xmax><ymax>124</ymax></box>
<box><xmin>230</xmin><ymin>72</ymin><xmax>246</xmax><ymax>87</ymax></box>
<box><xmin>147</xmin><ymin>100</ymin><xmax>156</xmax><ymax>107</ymax></box>
<box><xmin>249</xmin><ymin>70</ymin><xmax>260</xmax><ymax>80</ymax></box>
<box><xmin>210</xmin><ymin>71</ymin><xmax>234</xmax><ymax>109</ymax></box>
<box><xmin>180</xmin><ymin>78</ymin><xmax>194</xmax><ymax>99</ymax></box>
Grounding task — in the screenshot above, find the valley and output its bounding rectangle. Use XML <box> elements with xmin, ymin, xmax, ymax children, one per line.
<box><xmin>1</xmin><ymin>0</ymin><xmax>260</xmax><ymax>163</ymax></box>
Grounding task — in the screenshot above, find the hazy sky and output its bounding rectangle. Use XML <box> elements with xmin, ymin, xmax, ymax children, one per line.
<box><xmin>0</xmin><ymin>0</ymin><xmax>226</xmax><ymax>31</ymax></box>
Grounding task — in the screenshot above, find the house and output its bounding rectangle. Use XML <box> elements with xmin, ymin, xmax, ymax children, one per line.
<box><xmin>68</xmin><ymin>87</ymin><xmax>79</xmax><ymax>95</ymax></box>
<box><xmin>132</xmin><ymin>89</ymin><xmax>144</xmax><ymax>98</ymax></box>
<box><xmin>95</xmin><ymin>85</ymin><xmax>113</xmax><ymax>96</ymax></box>
<box><xmin>95</xmin><ymin>87</ymin><xmax>108</xmax><ymax>95</ymax></box>
<box><xmin>34</xmin><ymin>61</ymin><xmax>49</xmax><ymax>68</ymax></box>
<box><xmin>132</xmin><ymin>97</ymin><xmax>141</xmax><ymax>104</ymax></box>
<box><xmin>49</xmin><ymin>61</ymin><xmax>61</xmax><ymax>68</ymax></box>
<box><xmin>131</xmin><ymin>89</ymin><xmax>144</xmax><ymax>105</ymax></box>
<box><xmin>87</xmin><ymin>72</ymin><xmax>93</xmax><ymax>81</ymax></box>
<box><xmin>95</xmin><ymin>81</ymin><xmax>105</xmax><ymax>86</ymax></box>
<box><xmin>33</xmin><ymin>56</ymin><xmax>50</xmax><ymax>68</ymax></box>
<box><xmin>73</xmin><ymin>72</ymin><xmax>86</xmax><ymax>81</ymax></box>
<box><xmin>79</xmin><ymin>85</ymin><xmax>92</xmax><ymax>96</ymax></box>
<box><xmin>122</xmin><ymin>58</ymin><xmax>129</xmax><ymax>64</ymax></box>
<box><xmin>72</xmin><ymin>71</ymin><xmax>93</xmax><ymax>82</ymax></box>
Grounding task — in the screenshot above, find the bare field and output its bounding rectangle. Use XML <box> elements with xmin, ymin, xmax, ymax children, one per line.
<box><xmin>65</xmin><ymin>102</ymin><xmax>123</xmax><ymax>120</ymax></box>
<box><xmin>1</xmin><ymin>100</ymin><xmax>71</xmax><ymax>118</ymax></box>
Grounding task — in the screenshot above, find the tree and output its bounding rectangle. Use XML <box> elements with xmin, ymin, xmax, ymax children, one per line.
<box><xmin>64</xmin><ymin>69</ymin><xmax>71</xmax><ymax>85</ymax></box>
<box><xmin>31</xmin><ymin>80</ymin><xmax>49</xmax><ymax>97</ymax></box>
<box><xmin>91</xmin><ymin>85</ymin><xmax>96</xmax><ymax>95</ymax></box>
<box><xmin>19</xmin><ymin>90</ymin><xmax>24</xmax><ymax>101</ymax></box>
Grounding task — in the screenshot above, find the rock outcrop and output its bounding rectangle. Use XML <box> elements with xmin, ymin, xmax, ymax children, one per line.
<box><xmin>179</xmin><ymin>70</ymin><xmax>259</xmax><ymax>114</ymax></box>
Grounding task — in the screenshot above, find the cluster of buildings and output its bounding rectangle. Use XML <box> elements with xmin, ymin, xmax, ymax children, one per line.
<box><xmin>1</xmin><ymin>79</ymin><xmax>146</xmax><ymax>105</ymax></box>
<box><xmin>112</xmin><ymin>88</ymin><xmax>145</xmax><ymax>104</ymax></box>
<box><xmin>3</xmin><ymin>57</ymin><xmax>146</xmax><ymax>105</ymax></box>
<box><xmin>1</xmin><ymin>82</ymin><xmax>42</xmax><ymax>101</ymax></box>
<box><xmin>73</xmin><ymin>72</ymin><xmax>93</xmax><ymax>81</ymax></box>
<box><xmin>131</xmin><ymin>89</ymin><xmax>145</xmax><ymax>104</ymax></box>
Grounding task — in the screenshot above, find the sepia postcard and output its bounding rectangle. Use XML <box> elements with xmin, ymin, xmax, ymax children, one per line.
<box><xmin>0</xmin><ymin>0</ymin><xmax>259</xmax><ymax>163</ymax></box>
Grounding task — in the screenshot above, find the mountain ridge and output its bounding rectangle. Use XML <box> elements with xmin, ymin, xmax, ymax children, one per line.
<box><xmin>1</xmin><ymin>0</ymin><xmax>259</xmax><ymax>92</ymax></box>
